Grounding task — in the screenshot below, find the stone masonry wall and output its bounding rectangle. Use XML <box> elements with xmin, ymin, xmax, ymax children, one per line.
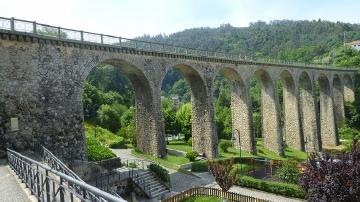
<box><xmin>0</xmin><ymin>32</ymin><xmax>355</xmax><ymax>161</ymax></box>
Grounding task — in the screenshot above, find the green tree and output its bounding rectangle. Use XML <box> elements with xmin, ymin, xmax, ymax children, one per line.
<box><xmin>176</xmin><ymin>103</ymin><xmax>192</xmax><ymax>141</ymax></box>
<box><xmin>162</xmin><ymin>99</ymin><xmax>179</xmax><ymax>135</ymax></box>
<box><xmin>96</xmin><ymin>103</ymin><xmax>127</xmax><ymax>133</ymax></box>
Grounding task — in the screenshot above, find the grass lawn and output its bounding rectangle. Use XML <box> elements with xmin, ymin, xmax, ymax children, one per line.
<box><xmin>167</xmin><ymin>140</ymin><xmax>192</xmax><ymax>153</ymax></box>
<box><xmin>167</xmin><ymin>139</ymin><xmax>307</xmax><ymax>162</ymax></box>
<box><xmin>181</xmin><ymin>196</ymin><xmax>222</xmax><ymax>202</ymax></box>
<box><xmin>131</xmin><ymin>150</ymin><xmax>190</xmax><ymax>170</ymax></box>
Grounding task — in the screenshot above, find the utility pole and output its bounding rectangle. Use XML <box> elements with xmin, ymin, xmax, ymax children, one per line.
<box><xmin>343</xmin><ymin>31</ymin><xmax>346</xmax><ymax>45</ymax></box>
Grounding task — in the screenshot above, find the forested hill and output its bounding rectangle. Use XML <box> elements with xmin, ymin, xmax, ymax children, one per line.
<box><xmin>138</xmin><ymin>20</ymin><xmax>360</xmax><ymax>62</ymax></box>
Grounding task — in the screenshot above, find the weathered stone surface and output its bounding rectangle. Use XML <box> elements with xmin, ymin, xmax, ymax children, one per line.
<box><xmin>281</xmin><ymin>70</ymin><xmax>302</xmax><ymax>151</ymax></box>
<box><xmin>333</xmin><ymin>75</ymin><xmax>345</xmax><ymax>127</ymax></box>
<box><xmin>318</xmin><ymin>74</ymin><xmax>339</xmax><ymax>146</ymax></box>
<box><xmin>299</xmin><ymin>72</ymin><xmax>320</xmax><ymax>152</ymax></box>
<box><xmin>0</xmin><ymin>33</ymin><xmax>356</xmax><ymax>161</ymax></box>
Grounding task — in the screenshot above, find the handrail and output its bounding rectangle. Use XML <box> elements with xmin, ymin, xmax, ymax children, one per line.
<box><xmin>41</xmin><ymin>145</ymin><xmax>83</xmax><ymax>181</ymax></box>
<box><xmin>7</xmin><ymin>148</ymin><xmax>127</xmax><ymax>202</ymax></box>
<box><xmin>0</xmin><ymin>16</ymin><xmax>356</xmax><ymax>71</ymax></box>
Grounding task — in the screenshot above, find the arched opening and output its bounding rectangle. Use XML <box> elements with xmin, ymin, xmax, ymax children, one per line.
<box><xmin>214</xmin><ymin>67</ymin><xmax>256</xmax><ymax>154</ymax></box>
<box><xmin>299</xmin><ymin>72</ymin><xmax>320</xmax><ymax>152</ymax></box>
<box><xmin>318</xmin><ymin>74</ymin><xmax>339</xmax><ymax>146</ymax></box>
<box><xmin>161</xmin><ymin>64</ymin><xmax>218</xmax><ymax>159</ymax></box>
<box><xmin>278</xmin><ymin>70</ymin><xmax>303</xmax><ymax>151</ymax></box>
<box><xmin>333</xmin><ymin>75</ymin><xmax>345</xmax><ymax>127</ymax></box>
<box><xmin>252</xmin><ymin>69</ymin><xmax>283</xmax><ymax>156</ymax></box>
<box><xmin>82</xmin><ymin>59</ymin><xmax>165</xmax><ymax>160</ymax></box>
<box><xmin>343</xmin><ymin>74</ymin><xmax>355</xmax><ymax>102</ymax></box>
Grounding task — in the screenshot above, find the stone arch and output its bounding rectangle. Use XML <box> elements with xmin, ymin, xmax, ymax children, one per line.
<box><xmin>343</xmin><ymin>74</ymin><xmax>355</xmax><ymax>102</ymax></box>
<box><xmin>333</xmin><ymin>74</ymin><xmax>345</xmax><ymax>127</ymax></box>
<box><xmin>299</xmin><ymin>71</ymin><xmax>320</xmax><ymax>152</ymax></box>
<box><xmin>318</xmin><ymin>74</ymin><xmax>339</xmax><ymax>146</ymax></box>
<box><xmin>218</xmin><ymin>67</ymin><xmax>256</xmax><ymax>154</ymax></box>
<box><xmin>85</xmin><ymin>59</ymin><xmax>166</xmax><ymax>157</ymax></box>
<box><xmin>254</xmin><ymin>69</ymin><xmax>283</xmax><ymax>156</ymax></box>
<box><xmin>162</xmin><ymin>64</ymin><xmax>218</xmax><ymax>158</ymax></box>
<box><xmin>279</xmin><ymin>70</ymin><xmax>302</xmax><ymax>151</ymax></box>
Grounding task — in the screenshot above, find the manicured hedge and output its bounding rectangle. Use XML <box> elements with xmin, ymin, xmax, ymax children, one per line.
<box><xmin>86</xmin><ymin>136</ymin><xmax>116</xmax><ymax>161</ymax></box>
<box><xmin>191</xmin><ymin>161</ymin><xmax>208</xmax><ymax>172</ymax></box>
<box><xmin>186</xmin><ymin>151</ymin><xmax>199</xmax><ymax>162</ymax></box>
<box><xmin>148</xmin><ymin>163</ymin><xmax>170</xmax><ymax>183</ymax></box>
<box><xmin>237</xmin><ymin>176</ymin><xmax>305</xmax><ymax>199</ymax></box>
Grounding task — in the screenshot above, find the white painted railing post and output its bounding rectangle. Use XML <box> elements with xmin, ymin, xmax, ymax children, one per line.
<box><xmin>57</xmin><ymin>27</ymin><xmax>61</xmax><ymax>38</ymax></box>
<box><xmin>10</xmin><ymin>17</ymin><xmax>15</xmax><ymax>31</ymax></box>
<box><xmin>33</xmin><ymin>21</ymin><xmax>37</xmax><ymax>34</ymax></box>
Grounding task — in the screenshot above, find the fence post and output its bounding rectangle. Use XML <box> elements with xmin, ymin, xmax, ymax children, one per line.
<box><xmin>59</xmin><ymin>177</ymin><xmax>65</xmax><ymax>202</ymax></box>
<box><xmin>57</xmin><ymin>27</ymin><xmax>62</xmax><ymax>38</ymax></box>
<box><xmin>32</xmin><ymin>21</ymin><xmax>37</xmax><ymax>34</ymax></box>
<box><xmin>100</xmin><ymin>34</ymin><xmax>103</xmax><ymax>44</ymax></box>
<box><xmin>80</xmin><ymin>31</ymin><xmax>84</xmax><ymax>41</ymax></box>
<box><xmin>10</xmin><ymin>17</ymin><xmax>15</xmax><ymax>31</ymax></box>
<box><xmin>36</xmin><ymin>165</ymin><xmax>41</xmax><ymax>198</ymax></box>
<box><xmin>119</xmin><ymin>37</ymin><xmax>122</xmax><ymax>47</ymax></box>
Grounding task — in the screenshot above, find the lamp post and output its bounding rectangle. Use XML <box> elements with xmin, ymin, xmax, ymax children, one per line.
<box><xmin>232</xmin><ymin>129</ymin><xmax>242</xmax><ymax>174</ymax></box>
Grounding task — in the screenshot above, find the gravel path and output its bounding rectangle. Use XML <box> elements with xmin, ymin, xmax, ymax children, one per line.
<box><xmin>0</xmin><ymin>159</ymin><xmax>31</xmax><ymax>202</ymax></box>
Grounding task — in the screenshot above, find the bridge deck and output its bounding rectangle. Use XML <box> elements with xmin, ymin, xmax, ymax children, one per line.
<box><xmin>0</xmin><ymin>159</ymin><xmax>31</xmax><ymax>202</ymax></box>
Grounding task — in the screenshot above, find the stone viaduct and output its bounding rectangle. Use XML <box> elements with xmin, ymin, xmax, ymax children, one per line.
<box><xmin>0</xmin><ymin>18</ymin><xmax>356</xmax><ymax>161</ymax></box>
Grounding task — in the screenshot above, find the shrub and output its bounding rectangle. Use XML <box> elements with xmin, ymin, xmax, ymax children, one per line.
<box><xmin>300</xmin><ymin>140</ymin><xmax>360</xmax><ymax>202</ymax></box>
<box><xmin>339</xmin><ymin>126</ymin><xmax>360</xmax><ymax>140</ymax></box>
<box><xmin>148</xmin><ymin>163</ymin><xmax>170</xmax><ymax>183</ymax></box>
<box><xmin>237</xmin><ymin>176</ymin><xmax>305</xmax><ymax>199</ymax></box>
<box><xmin>86</xmin><ymin>136</ymin><xmax>116</xmax><ymax>161</ymax></box>
<box><xmin>208</xmin><ymin>159</ymin><xmax>236</xmax><ymax>192</ymax></box>
<box><xmin>109</xmin><ymin>137</ymin><xmax>127</xmax><ymax>149</ymax></box>
<box><xmin>191</xmin><ymin>161</ymin><xmax>208</xmax><ymax>172</ymax></box>
<box><xmin>187</xmin><ymin>138</ymin><xmax>192</xmax><ymax>146</ymax></box>
<box><xmin>276</xmin><ymin>160</ymin><xmax>300</xmax><ymax>184</ymax></box>
<box><xmin>219</xmin><ymin>139</ymin><xmax>233</xmax><ymax>153</ymax></box>
<box><xmin>186</xmin><ymin>151</ymin><xmax>199</xmax><ymax>162</ymax></box>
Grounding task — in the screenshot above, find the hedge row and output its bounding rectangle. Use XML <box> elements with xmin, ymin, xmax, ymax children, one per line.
<box><xmin>191</xmin><ymin>161</ymin><xmax>208</xmax><ymax>172</ymax></box>
<box><xmin>236</xmin><ymin>176</ymin><xmax>305</xmax><ymax>199</ymax></box>
<box><xmin>148</xmin><ymin>163</ymin><xmax>170</xmax><ymax>183</ymax></box>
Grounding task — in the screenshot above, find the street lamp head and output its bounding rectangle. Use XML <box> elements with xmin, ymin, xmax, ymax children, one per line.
<box><xmin>231</xmin><ymin>132</ymin><xmax>236</xmax><ymax>141</ymax></box>
<box><xmin>232</xmin><ymin>129</ymin><xmax>239</xmax><ymax>141</ymax></box>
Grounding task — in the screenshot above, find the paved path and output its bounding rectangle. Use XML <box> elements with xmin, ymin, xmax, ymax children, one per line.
<box><xmin>208</xmin><ymin>183</ymin><xmax>305</xmax><ymax>202</ymax></box>
<box><xmin>0</xmin><ymin>159</ymin><xmax>31</xmax><ymax>202</ymax></box>
<box><xmin>111</xmin><ymin>149</ymin><xmax>143</xmax><ymax>161</ymax></box>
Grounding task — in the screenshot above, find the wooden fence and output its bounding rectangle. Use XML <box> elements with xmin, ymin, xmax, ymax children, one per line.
<box><xmin>162</xmin><ymin>187</ymin><xmax>270</xmax><ymax>202</ymax></box>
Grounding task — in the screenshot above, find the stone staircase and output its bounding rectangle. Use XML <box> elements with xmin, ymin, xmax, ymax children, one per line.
<box><xmin>130</xmin><ymin>169</ymin><xmax>170</xmax><ymax>198</ymax></box>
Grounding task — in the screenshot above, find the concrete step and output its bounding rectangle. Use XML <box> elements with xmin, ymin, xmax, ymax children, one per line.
<box><xmin>151</xmin><ymin>187</ymin><xmax>170</xmax><ymax>198</ymax></box>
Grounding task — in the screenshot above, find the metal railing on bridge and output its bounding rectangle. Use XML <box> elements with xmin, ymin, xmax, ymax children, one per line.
<box><xmin>0</xmin><ymin>16</ymin><xmax>355</xmax><ymax>71</ymax></box>
<box><xmin>7</xmin><ymin>148</ymin><xmax>127</xmax><ymax>202</ymax></box>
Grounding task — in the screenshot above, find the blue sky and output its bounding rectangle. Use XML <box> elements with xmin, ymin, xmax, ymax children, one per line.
<box><xmin>1</xmin><ymin>0</ymin><xmax>359</xmax><ymax>38</ymax></box>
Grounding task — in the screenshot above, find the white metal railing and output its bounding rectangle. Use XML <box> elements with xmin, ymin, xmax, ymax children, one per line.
<box><xmin>0</xmin><ymin>16</ymin><xmax>356</xmax><ymax>71</ymax></box>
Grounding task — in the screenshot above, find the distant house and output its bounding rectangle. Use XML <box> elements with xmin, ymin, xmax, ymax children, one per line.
<box><xmin>347</xmin><ymin>40</ymin><xmax>360</xmax><ymax>51</ymax></box>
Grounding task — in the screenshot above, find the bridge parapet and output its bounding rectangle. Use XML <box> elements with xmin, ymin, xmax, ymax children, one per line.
<box><xmin>0</xmin><ymin>16</ymin><xmax>356</xmax><ymax>72</ymax></box>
